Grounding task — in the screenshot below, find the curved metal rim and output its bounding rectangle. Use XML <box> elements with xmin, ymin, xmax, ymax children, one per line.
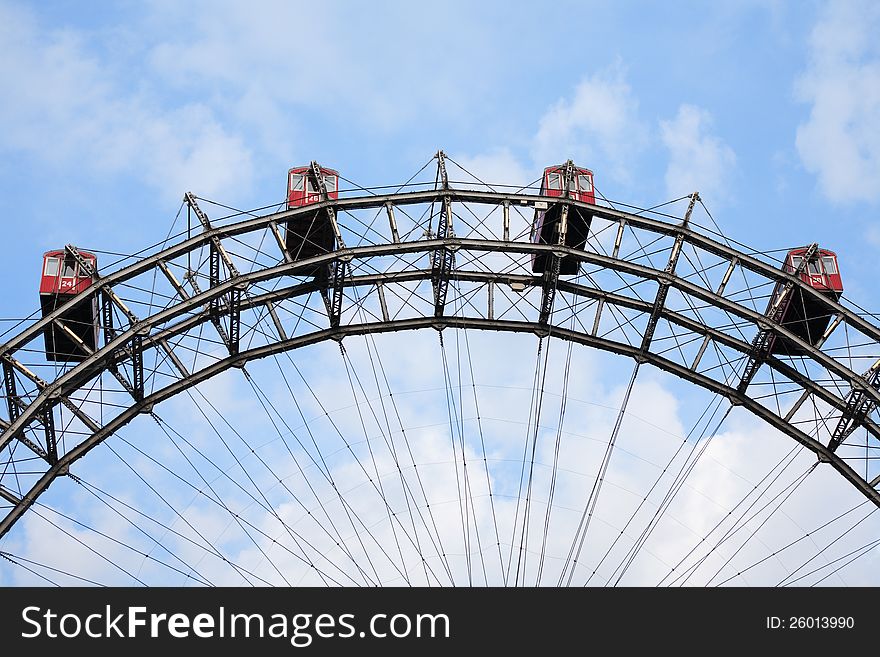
<box><xmin>3</xmin><ymin>314</ymin><xmax>878</xmax><ymax>540</ymax></box>
<box><xmin>2</xmin><ymin>190</ymin><xmax>878</xmax><ymax>541</ymax></box>
<box><xmin>5</xmin><ymin>190</ymin><xmax>879</xmax><ymax>355</ymax></box>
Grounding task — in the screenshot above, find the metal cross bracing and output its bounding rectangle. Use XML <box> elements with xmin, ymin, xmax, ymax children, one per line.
<box><xmin>430</xmin><ymin>151</ymin><xmax>455</xmax><ymax>318</ymax></box>
<box><xmin>1</xmin><ymin>169</ymin><xmax>880</xmax><ymax>557</ymax></box>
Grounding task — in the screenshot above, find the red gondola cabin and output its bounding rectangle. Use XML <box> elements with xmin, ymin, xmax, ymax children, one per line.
<box><xmin>532</xmin><ymin>164</ymin><xmax>595</xmax><ymax>274</ymax></box>
<box><xmin>285</xmin><ymin>165</ymin><xmax>339</xmax><ymax>264</ymax></box>
<box><xmin>768</xmin><ymin>247</ymin><xmax>842</xmax><ymax>355</ymax></box>
<box><xmin>39</xmin><ymin>248</ymin><xmax>99</xmax><ymax>361</ymax></box>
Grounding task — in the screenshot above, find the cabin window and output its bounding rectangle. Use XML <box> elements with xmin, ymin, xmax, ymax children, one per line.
<box><xmin>324</xmin><ymin>175</ymin><xmax>337</xmax><ymax>193</ymax></box>
<box><xmin>306</xmin><ymin>175</ymin><xmax>320</xmax><ymax>194</ymax></box>
<box><xmin>807</xmin><ymin>260</ymin><xmax>822</xmax><ymax>274</ymax></box>
<box><xmin>789</xmin><ymin>256</ymin><xmax>803</xmax><ymax>272</ymax></box>
<box><xmin>289</xmin><ymin>173</ymin><xmax>304</xmax><ymax>192</ymax></box>
<box><xmin>578</xmin><ymin>174</ymin><xmax>593</xmax><ymax>192</ymax></box>
<box><xmin>44</xmin><ymin>257</ymin><xmax>60</xmax><ymax>277</ymax></box>
<box><xmin>61</xmin><ymin>259</ymin><xmax>77</xmax><ymax>277</ymax></box>
<box><xmin>546</xmin><ymin>172</ymin><xmax>562</xmax><ymax>190</ymax></box>
<box><xmin>821</xmin><ymin>256</ymin><xmax>837</xmax><ymax>275</ymax></box>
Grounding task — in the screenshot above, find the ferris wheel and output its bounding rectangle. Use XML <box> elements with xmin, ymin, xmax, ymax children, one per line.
<box><xmin>1</xmin><ymin>152</ymin><xmax>878</xmax><ymax>587</ymax></box>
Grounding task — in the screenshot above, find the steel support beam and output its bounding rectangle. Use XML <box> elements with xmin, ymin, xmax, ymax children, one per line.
<box><xmin>431</xmin><ymin>155</ymin><xmax>455</xmax><ymax>318</ymax></box>
<box><xmin>6</xmin><ymin>311</ymin><xmax>880</xmax><ymax>542</ymax></box>
<box><xmin>101</xmin><ymin>289</ymin><xmax>144</xmax><ymax>402</ymax></box>
<box><xmin>158</xmin><ymin>338</ymin><xmax>189</xmax><ymax>377</ymax></box>
<box><xmin>6</xmin><ymin>237</ymin><xmax>879</xmax><ymax>433</ymax></box>
<box><xmin>208</xmin><ymin>237</ymin><xmax>240</xmax><ymax>355</ymax></box>
<box><xmin>386</xmin><ymin>203</ymin><xmax>400</xmax><ymax>244</ymax></box>
<box><xmin>539</xmin><ymin>254</ymin><xmax>560</xmax><ymax>325</ymax></box>
<box><xmin>829</xmin><ymin>359</ymin><xmax>880</xmax><ymax>452</ymax></box>
<box><xmin>268</xmin><ymin>221</ymin><xmax>292</xmax><ymax>263</ymax></box>
<box><xmin>7</xmin><ymin>189</ymin><xmax>880</xmax><ymax>361</ymax></box>
<box><xmin>329</xmin><ymin>261</ymin><xmax>345</xmax><ymax>329</ymax></box>
<box><xmin>159</xmin><ymin>260</ymin><xmax>190</xmax><ymax>300</ymax></box>
<box><xmin>64</xmin><ymin>244</ymin><xmax>98</xmax><ymax>279</ymax></box>
<box><xmin>131</xmin><ymin>332</ymin><xmax>144</xmax><ymax>401</ymax></box>
<box><xmin>737</xmin><ymin>243</ymin><xmax>819</xmax><ymax>395</ymax></box>
<box><xmin>0</xmin><ymin>485</ymin><xmax>21</xmax><ymax>505</ymax></box>
<box><xmin>3</xmin><ymin>358</ymin><xmax>20</xmax><ymax>427</ymax></box>
<box><xmin>309</xmin><ymin>161</ymin><xmax>345</xmax><ymax>249</ymax></box>
<box><xmin>640</xmin><ymin>193</ymin><xmax>699</xmax><ymax>359</ymax></box>
<box><xmin>266</xmin><ymin>301</ymin><xmax>288</xmax><ymax>341</ymax></box>
<box><xmin>101</xmin><ymin>289</ymin><xmax>117</xmax><ymax>345</ymax></box>
<box><xmin>3</xmin><ymin>191</ymin><xmax>880</xmax><ymax>540</ymax></box>
<box><xmin>185</xmin><ymin>192</ymin><xmax>239</xmax><ymax>277</ymax></box>
<box><xmin>40</xmin><ymin>402</ymin><xmax>57</xmax><ymax>464</ymax></box>
<box><xmin>377</xmin><ymin>282</ymin><xmax>390</xmax><ymax>323</ymax></box>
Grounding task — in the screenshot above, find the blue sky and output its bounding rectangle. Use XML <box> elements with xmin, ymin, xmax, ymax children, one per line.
<box><xmin>1</xmin><ymin>0</ymin><xmax>877</xmax><ymax>281</ymax></box>
<box><xmin>1</xmin><ymin>0</ymin><xmax>880</xmax><ymax>585</ymax></box>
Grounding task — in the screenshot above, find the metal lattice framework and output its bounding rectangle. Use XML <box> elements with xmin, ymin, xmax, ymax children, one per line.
<box><xmin>2</xmin><ymin>156</ymin><xmax>880</xmax><ymax>558</ymax></box>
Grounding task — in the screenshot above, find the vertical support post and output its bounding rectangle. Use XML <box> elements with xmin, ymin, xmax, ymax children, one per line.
<box><xmin>329</xmin><ymin>261</ymin><xmax>345</xmax><ymax>329</ymax></box>
<box><xmin>386</xmin><ymin>203</ymin><xmax>400</xmax><ymax>244</ymax></box>
<box><xmin>40</xmin><ymin>403</ymin><xmax>57</xmax><ymax>464</ymax></box>
<box><xmin>229</xmin><ymin>285</ymin><xmax>242</xmax><ymax>356</ymax></box>
<box><xmin>131</xmin><ymin>332</ymin><xmax>144</xmax><ymax>401</ymax></box>
<box><xmin>377</xmin><ymin>282</ymin><xmax>390</xmax><ymax>323</ymax></box>
<box><xmin>612</xmin><ymin>219</ymin><xmax>626</xmax><ymax>259</ymax></box>
<box><xmin>431</xmin><ymin>151</ymin><xmax>455</xmax><ymax>318</ymax></box>
<box><xmin>592</xmin><ymin>298</ymin><xmax>604</xmax><ymax>336</ymax></box>
<box><xmin>3</xmin><ymin>359</ymin><xmax>20</xmax><ymax>426</ymax></box>
<box><xmin>102</xmin><ymin>290</ymin><xmax>116</xmax><ymax>347</ymax></box>
<box><xmin>488</xmin><ymin>280</ymin><xmax>494</xmax><ymax>320</ymax></box>
<box><xmin>266</xmin><ymin>301</ymin><xmax>288</xmax><ymax>341</ymax></box>
<box><xmin>209</xmin><ymin>242</ymin><xmax>220</xmax><ymax>324</ymax></box>
<box><xmin>207</xmin><ymin>240</ymin><xmax>234</xmax><ymax>352</ymax></box>
<box><xmin>539</xmin><ymin>256</ymin><xmax>560</xmax><ymax>325</ymax></box>
<box><xmin>681</xmin><ymin>192</ymin><xmax>700</xmax><ymax>228</ymax></box>
<box><xmin>556</xmin><ymin>160</ymin><xmax>575</xmax><ymax>248</ymax></box>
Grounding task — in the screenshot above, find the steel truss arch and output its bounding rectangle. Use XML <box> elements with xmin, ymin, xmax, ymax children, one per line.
<box><xmin>2</xmin><ymin>188</ymin><xmax>880</xmax><ymax>545</ymax></box>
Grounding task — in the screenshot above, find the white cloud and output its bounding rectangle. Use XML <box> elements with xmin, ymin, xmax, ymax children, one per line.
<box><xmin>660</xmin><ymin>104</ymin><xmax>736</xmax><ymax>202</ymax></box>
<box><xmin>532</xmin><ymin>65</ymin><xmax>648</xmax><ymax>184</ymax></box>
<box><xmin>795</xmin><ymin>0</ymin><xmax>880</xmax><ymax>203</ymax></box>
<box><xmin>0</xmin><ymin>2</ymin><xmax>253</xmax><ymax>202</ymax></box>
<box><xmin>144</xmin><ymin>0</ymin><xmax>502</xmax><ymax>144</ymax></box>
<box><xmin>465</xmin><ymin>70</ymin><xmax>734</xmax><ymax>207</ymax></box>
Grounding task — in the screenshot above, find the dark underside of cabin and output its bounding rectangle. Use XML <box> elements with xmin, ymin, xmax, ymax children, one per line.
<box><xmin>40</xmin><ymin>294</ymin><xmax>98</xmax><ymax>362</ymax></box>
<box><xmin>531</xmin><ymin>205</ymin><xmax>592</xmax><ymax>275</ymax></box>
<box><xmin>286</xmin><ymin>209</ymin><xmax>336</xmax><ymax>272</ymax></box>
<box><xmin>770</xmin><ymin>287</ymin><xmax>839</xmax><ymax>355</ymax></box>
